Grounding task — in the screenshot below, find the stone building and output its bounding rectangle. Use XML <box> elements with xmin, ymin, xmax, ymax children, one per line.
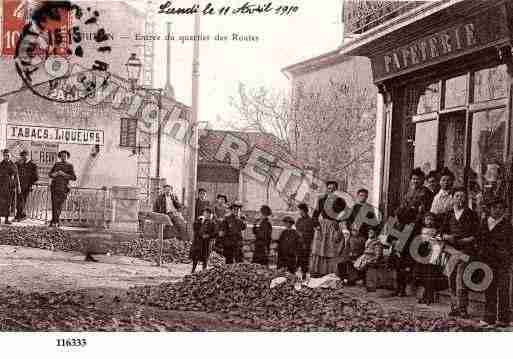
<box><xmin>340</xmin><ymin>0</ymin><xmax>513</xmax><ymax>218</ymax></box>
<box><xmin>0</xmin><ymin>74</ymin><xmax>193</xmax><ymax>230</ymax></box>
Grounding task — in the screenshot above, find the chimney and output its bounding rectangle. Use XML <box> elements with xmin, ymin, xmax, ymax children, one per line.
<box><xmin>164</xmin><ymin>21</ymin><xmax>176</xmax><ymax>99</ymax></box>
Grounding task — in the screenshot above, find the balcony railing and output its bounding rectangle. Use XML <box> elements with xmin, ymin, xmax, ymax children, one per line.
<box><xmin>344</xmin><ymin>1</ymin><xmax>429</xmax><ymax>35</ymax></box>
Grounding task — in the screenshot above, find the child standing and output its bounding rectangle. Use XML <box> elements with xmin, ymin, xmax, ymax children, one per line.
<box><xmin>416</xmin><ymin>212</ymin><xmax>443</xmax><ymax>304</ymax></box>
<box><xmin>252</xmin><ymin>205</ymin><xmax>273</xmax><ymax>266</ymax></box>
<box><xmin>277</xmin><ymin>216</ymin><xmax>300</xmax><ymax>274</ymax></box>
<box><xmin>295</xmin><ymin>203</ymin><xmax>315</xmax><ymax>280</ymax></box>
<box><xmin>190</xmin><ymin>208</ymin><xmax>217</xmax><ymax>273</ymax></box>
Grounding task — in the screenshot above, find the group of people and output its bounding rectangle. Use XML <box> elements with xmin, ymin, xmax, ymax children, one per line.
<box><xmin>386</xmin><ymin>167</ymin><xmax>512</xmax><ymax>326</ymax></box>
<box><xmin>0</xmin><ymin>148</ymin><xmax>76</xmax><ymax>227</ymax></box>
<box><xmin>187</xmin><ymin>169</ymin><xmax>512</xmax><ymax>326</ymax></box>
<box><xmin>188</xmin><ymin>188</ymin><xmax>318</xmax><ymax>279</ymax></box>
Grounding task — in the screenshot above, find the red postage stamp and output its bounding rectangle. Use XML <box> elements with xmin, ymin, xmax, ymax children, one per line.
<box><xmin>2</xmin><ymin>0</ymin><xmax>71</xmax><ymax>57</ymax></box>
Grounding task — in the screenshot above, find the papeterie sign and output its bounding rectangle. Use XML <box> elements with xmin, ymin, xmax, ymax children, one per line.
<box><xmin>372</xmin><ymin>6</ymin><xmax>510</xmax><ymax>82</ymax></box>
<box><xmin>7</xmin><ymin>125</ymin><xmax>104</xmax><ymax>145</ymax></box>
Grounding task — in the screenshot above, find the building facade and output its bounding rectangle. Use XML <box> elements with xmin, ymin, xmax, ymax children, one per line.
<box><xmin>341</xmin><ymin>0</ymin><xmax>513</xmax><ymax>218</ymax></box>
<box><xmin>0</xmin><ymin>74</ymin><xmax>193</xmax><ymax>229</ymax></box>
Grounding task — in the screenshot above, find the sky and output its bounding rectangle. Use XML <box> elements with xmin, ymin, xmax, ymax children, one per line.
<box><xmin>126</xmin><ymin>0</ymin><xmax>344</xmax><ymax>129</ymax></box>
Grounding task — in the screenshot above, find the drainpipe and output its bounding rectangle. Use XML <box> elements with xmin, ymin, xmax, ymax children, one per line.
<box><xmin>156</xmin><ymin>89</ymin><xmax>162</xmax><ymax>178</ymax></box>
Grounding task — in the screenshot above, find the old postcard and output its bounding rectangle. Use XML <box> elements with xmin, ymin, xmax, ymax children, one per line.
<box><xmin>0</xmin><ymin>0</ymin><xmax>512</xmax><ymax>357</ymax></box>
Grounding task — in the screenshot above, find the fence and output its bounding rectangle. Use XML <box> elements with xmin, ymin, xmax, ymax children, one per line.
<box><xmin>25</xmin><ymin>184</ymin><xmax>111</xmax><ymax>228</ymax></box>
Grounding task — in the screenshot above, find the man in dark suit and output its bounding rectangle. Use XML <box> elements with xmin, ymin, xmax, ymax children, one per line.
<box><xmin>15</xmin><ymin>149</ymin><xmax>39</xmax><ymax>221</ymax></box>
<box><xmin>478</xmin><ymin>198</ymin><xmax>512</xmax><ymax>327</ymax></box>
<box><xmin>441</xmin><ymin>187</ymin><xmax>480</xmax><ymax>318</ymax></box>
<box><xmin>49</xmin><ymin>150</ymin><xmax>76</xmax><ymax>227</ymax></box>
<box><xmin>218</xmin><ymin>201</ymin><xmax>246</xmax><ymax>264</ymax></box>
<box><xmin>0</xmin><ymin>149</ymin><xmax>20</xmax><ymax>225</ymax></box>
<box><xmin>154</xmin><ymin>184</ymin><xmax>190</xmax><ymax>242</ymax></box>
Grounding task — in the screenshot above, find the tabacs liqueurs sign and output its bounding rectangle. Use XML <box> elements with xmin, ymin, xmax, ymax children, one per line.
<box><xmin>8</xmin><ymin>125</ymin><xmax>104</xmax><ymax>145</ymax></box>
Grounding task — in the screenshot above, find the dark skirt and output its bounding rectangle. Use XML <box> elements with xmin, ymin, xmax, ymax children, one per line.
<box><xmin>189</xmin><ymin>235</ymin><xmax>212</xmax><ymax>262</ymax></box>
<box><xmin>252</xmin><ymin>242</ymin><xmax>269</xmax><ymax>266</ymax></box>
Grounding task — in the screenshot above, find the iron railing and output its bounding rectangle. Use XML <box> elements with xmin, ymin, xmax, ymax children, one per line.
<box><xmin>25</xmin><ymin>184</ymin><xmax>111</xmax><ymax>228</ymax></box>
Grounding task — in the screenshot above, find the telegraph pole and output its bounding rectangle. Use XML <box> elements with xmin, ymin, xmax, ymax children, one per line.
<box><xmin>189</xmin><ymin>2</ymin><xmax>201</xmax><ymax>222</ymax></box>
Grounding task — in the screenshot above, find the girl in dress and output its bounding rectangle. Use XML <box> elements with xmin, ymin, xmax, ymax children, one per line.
<box><xmin>416</xmin><ymin>212</ymin><xmax>444</xmax><ymax>304</ymax></box>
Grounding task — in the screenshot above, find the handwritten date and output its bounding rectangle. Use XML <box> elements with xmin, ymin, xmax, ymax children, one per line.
<box><xmin>158</xmin><ymin>1</ymin><xmax>299</xmax><ymax>16</ymax></box>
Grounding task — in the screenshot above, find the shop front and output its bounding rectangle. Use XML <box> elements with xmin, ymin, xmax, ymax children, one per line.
<box><xmin>344</xmin><ymin>0</ymin><xmax>513</xmax><ymax>218</ymax></box>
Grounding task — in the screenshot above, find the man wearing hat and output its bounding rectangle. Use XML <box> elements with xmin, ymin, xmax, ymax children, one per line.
<box><xmin>218</xmin><ymin>201</ymin><xmax>246</xmax><ymax>264</ymax></box>
<box><xmin>48</xmin><ymin>150</ymin><xmax>76</xmax><ymax>227</ymax></box>
<box><xmin>15</xmin><ymin>149</ymin><xmax>39</xmax><ymax>221</ymax></box>
<box><xmin>0</xmin><ymin>149</ymin><xmax>20</xmax><ymax>225</ymax></box>
<box><xmin>478</xmin><ymin>197</ymin><xmax>512</xmax><ymax>327</ymax></box>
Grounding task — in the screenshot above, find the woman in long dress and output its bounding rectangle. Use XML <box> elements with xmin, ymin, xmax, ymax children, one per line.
<box><xmin>310</xmin><ymin>180</ymin><xmax>347</xmax><ymax>277</ymax></box>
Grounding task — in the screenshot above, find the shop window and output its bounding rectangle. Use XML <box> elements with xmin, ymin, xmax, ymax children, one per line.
<box><xmin>469</xmin><ymin>108</ymin><xmax>506</xmax><ymax>212</ymax></box>
<box><xmin>473</xmin><ymin>64</ymin><xmax>507</xmax><ymax>103</ymax></box>
<box><xmin>414</xmin><ymin>120</ymin><xmax>438</xmax><ymax>174</ymax></box>
<box><xmin>437</xmin><ymin>113</ymin><xmax>466</xmax><ymax>187</ymax></box>
<box><xmin>120</xmin><ymin>118</ymin><xmax>137</xmax><ymax>147</ymax></box>
<box><xmin>406</xmin><ymin>82</ymin><xmax>440</xmax><ymax>116</ymax></box>
<box><xmin>444</xmin><ymin>75</ymin><xmax>467</xmax><ymax>109</ymax></box>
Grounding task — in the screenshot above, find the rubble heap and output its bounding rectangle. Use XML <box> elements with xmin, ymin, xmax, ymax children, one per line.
<box><xmin>0</xmin><ymin>287</ymin><xmax>194</xmax><ymax>331</ymax></box>
<box><xmin>127</xmin><ymin>263</ymin><xmax>492</xmax><ymax>332</ymax></box>
<box><xmin>0</xmin><ymin>226</ymin><xmax>223</xmax><ymax>265</ymax></box>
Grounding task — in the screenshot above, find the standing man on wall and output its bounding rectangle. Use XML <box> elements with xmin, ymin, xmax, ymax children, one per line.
<box><xmin>49</xmin><ymin>150</ymin><xmax>76</xmax><ymax>227</ymax></box>
<box><xmin>0</xmin><ymin>149</ymin><xmax>20</xmax><ymax>225</ymax></box>
<box><xmin>15</xmin><ymin>149</ymin><xmax>39</xmax><ymax>222</ymax></box>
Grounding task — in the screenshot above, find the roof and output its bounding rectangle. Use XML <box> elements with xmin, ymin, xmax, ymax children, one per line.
<box><xmin>198</xmin><ymin>129</ymin><xmax>304</xmax><ymax>170</ymax></box>
<box><xmin>281</xmin><ymin>49</ymin><xmax>349</xmax><ymax>79</ymax></box>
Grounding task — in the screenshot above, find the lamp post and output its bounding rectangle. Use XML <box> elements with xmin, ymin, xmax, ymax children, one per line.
<box><xmin>126</xmin><ymin>53</ymin><xmax>164</xmax><ymax>204</ymax></box>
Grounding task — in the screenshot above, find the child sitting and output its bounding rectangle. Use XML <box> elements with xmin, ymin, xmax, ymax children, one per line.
<box><xmin>338</xmin><ymin>227</ymin><xmax>366</xmax><ymax>285</ymax></box>
<box><xmin>354</xmin><ymin>226</ymin><xmax>384</xmax><ymax>285</ymax></box>
<box><xmin>277</xmin><ymin>216</ymin><xmax>300</xmax><ymax>274</ymax></box>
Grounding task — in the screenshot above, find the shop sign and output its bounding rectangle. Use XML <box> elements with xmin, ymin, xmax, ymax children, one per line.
<box><xmin>7</xmin><ymin>124</ymin><xmax>104</xmax><ymax>145</ymax></box>
<box><xmin>6</xmin><ymin>140</ymin><xmax>58</xmax><ymax>184</ymax></box>
<box><xmin>372</xmin><ymin>6</ymin><xmax>510</xmax><ymax>82</ymax></box>
<box><xmin>30</xmin><ymin>141</ymin><xmax>59</xmax><ymax>184</ymax></box>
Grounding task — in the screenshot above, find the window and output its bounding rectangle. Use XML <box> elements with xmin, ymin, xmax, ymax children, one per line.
<box><xmin>120</xmin><ymin>118</ymin><xmax>137</xmax><ymax>147</ymax></box>
<box><xmin>444</xmin><ymin>74</ymin><xmax>467</xmax><ymax>108</ymax></box>
<box><xmin>437</xmin><ymin>113</ymin><xmax>466</xmax><ymax>187</ymax></box>
<box><xmin>406</xmin><ymin>81</ymin><xmax>440</xmax><ymax>116</ymax></box>
<box><xmin>414</xmin><ymin>120</ymin><xmax>438</xmax><ymax>173</ymax></box>
<box><xmin>469</xmin><ymin>108</ymin><xmax>506</xmax><ymax>212</ymax></box>
<box><xmin>473</xmin><ymin>64</ymin><xmax>507</xmax><ymax>102</ymax></box>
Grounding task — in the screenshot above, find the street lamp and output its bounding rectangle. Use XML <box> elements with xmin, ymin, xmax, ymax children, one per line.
<box><xmin>125</xmin><ymin>54</ymin><xmax>164</xmax><ymax>208</ymax></box>
<box><xmin>125</xmin><ymin>53</ymin><xmax>143</xmax><ymax>91</ymax></box>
